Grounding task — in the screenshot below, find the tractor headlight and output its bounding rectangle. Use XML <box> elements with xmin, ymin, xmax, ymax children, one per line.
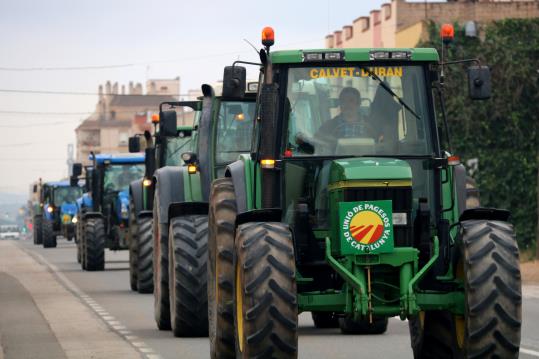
<box><xmin>72</xmin><ymin>216</ymin><xmax>78</xmax><ymax>224</ymax></box>
<box><xmin>47</xmin><ymin>206</ymin><xmax>54</xmax><ymax>213</ymax></box>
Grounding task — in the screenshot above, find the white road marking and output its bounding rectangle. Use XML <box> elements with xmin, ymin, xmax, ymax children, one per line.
<box><xmin>24</xmin><ymin>247</ymin><xmax>160</xmax><ymax>359</ymax></box>
<box><xmin>522</xmin><ymin>348</ymin><xmax>539</xmax><ymax>357</ymax></box>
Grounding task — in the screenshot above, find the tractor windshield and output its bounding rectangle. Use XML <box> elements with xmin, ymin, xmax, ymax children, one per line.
<box><xmin>285</xmin><ymin>65</ymin><xmax>433</xmax><ymax>157</ymax></box>
<box><xmin>165</xmin><ymin>133</ymin><xmax>194</xmax><ymax>166</ymax></box>
<box><xmin>53</xmin><ymin>187</ymin><xmax>83</xmax><ymax>206</ymax></box>
<box><xmin>103</xmin><ymin>164</ymin><xmax>145</xmax><ymax>192</ymax></box>
<box><xmin>215</xmin><ymin>101</ymin><xmax>256</xmax><ymax>166</ymax></box>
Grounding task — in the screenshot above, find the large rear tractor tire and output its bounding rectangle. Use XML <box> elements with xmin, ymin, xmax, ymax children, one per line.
<box><xmin>339</xmin><ymin>316</ymin><xmax>388</xmax><ymax>334</ymax></box>
<box><xmin>208</xmin><ymin>178</ymin><xmax>237</xmax><ymax>358</ymax></box>
<box><xmin>137</xmin><ymin>216</ymin><xmax>154</xmax><ymax>293</ymax></box>
<box><xmin>311</xmin><ymin>312</ymin><xmax>339</xmax><ymax>329</ymax></box>
<box><xmin>42</xmin><ymin>219</ymin><xmax>57</xmax><ymax>248</ymax></box>
<box><xmin>168</xmin><ymin>215</ymin><xmax>209</xmax><ymax>337</ymax></box>
<box><xmin>234</xmin><ymin>222</ymin><xmax>298</xmax><ymax>358</ymax></box>
<box><xmin>409</xmin><ymin>220</ymin><xmax>521</xmax><ymax>358</ymax></box>
<box><xmin>84</xmin><ymin>218</ymin><xmax>105</xmax><ymax>271</ymax></box>
<box><xmin>33</xmin><ymin>215</ymin><xmax>42</xmax><ymax>245</ymax></box>
<box><xmin>153</xmin><ymin>191</ymin><xmax>171</xmax><ymax>330</ymax></box>
<box><xmin>128</xmin><ymin>200</ymin><xmax>138</xmax><ymax>291</ymax></box>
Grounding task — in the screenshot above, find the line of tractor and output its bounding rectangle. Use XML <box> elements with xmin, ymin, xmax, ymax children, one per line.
<box><xmin>29</xmin><ymin>25</ymin><xmax>521</xmax><ymax>358</ymax></box>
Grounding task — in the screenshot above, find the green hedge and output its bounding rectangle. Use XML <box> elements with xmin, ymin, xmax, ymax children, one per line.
<box><xmin>418</xmin><ymin>19</ymin><xmax>539</xmax><ymax>249</ymax></box>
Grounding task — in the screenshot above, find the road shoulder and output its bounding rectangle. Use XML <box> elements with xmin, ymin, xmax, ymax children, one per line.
<box><xmin>0</xmin><ymin>240</ymin><xmax>142</xmax><ymax>359</ymax></box>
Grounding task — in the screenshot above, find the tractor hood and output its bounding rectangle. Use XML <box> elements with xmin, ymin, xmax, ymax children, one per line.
<box><xmin>329</xmin><ymin>157</ymin><xmax>412</xmax><ymax>185</ymax></box>
<box><xmin>60</xmin><ymin>202</ymin><xmax>78</xmax><ymax>216</ymax></box>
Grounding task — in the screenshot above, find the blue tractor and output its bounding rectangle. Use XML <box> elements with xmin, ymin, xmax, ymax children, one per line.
<box><xmin>40</xmin><ymin>181</ymin><xmax>83</xmax><ymax>248</ymax></box>
<box><xmin>77</xmin><ymin>153</ymin><xmax>145</xmax><ymax>271</ymax></box>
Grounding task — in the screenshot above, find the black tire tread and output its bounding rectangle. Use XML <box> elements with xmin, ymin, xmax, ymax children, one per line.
<box><xmin>234</xmin><ymin>222</ymin><xmax>298</xmax><ymax>358</ymax></box>
<box><xmin>461</xmin><ymin>220</ymin><xmax>521</xmax><ymax>358</ymax></box>
<box><xmin>128</xmin><ymin>199</ymin><xmax>138</xmax><ymax>291</ymax></box>
<box><xmin>137</xmin><ymin>216</ymin><xmax>154</xmax><ymax>293</ymax></box>
<box><xmin>169</xmin><ymin>215</ymin><xmax>209</xmax><ymax>337</ymax></box>
<box><xmin>208</xmin><ymin>178</ymin><xmax>237</xmax><ymax>359</ymax></box>
<box><xmin>84</xmin><ymin>218</ymin><xmax>105</xmax><ymax>271</ymax></box>
<box><xmin>33</xmin><ymin>215</ymin><xmax>43</xmax><ymax>245</ymax></box>
<box><xmin>42</xmin><ymin>219</ymin><xmax>56</xmax><ymax>248</ymax></box>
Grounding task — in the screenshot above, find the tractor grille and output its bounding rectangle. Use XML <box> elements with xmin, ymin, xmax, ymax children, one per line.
<box><xmin>343</xmin><ymin>186</ymin><xmax>413</xmax><ymax>247</ymax></box>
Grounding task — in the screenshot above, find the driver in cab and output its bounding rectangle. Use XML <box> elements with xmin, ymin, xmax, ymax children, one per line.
<box><xmin>296</xmin><ymin>87</ymin><xmax>378</xmax><ymax>154</ymax></box>
<box><xmin>316</xmin><ymin>87</ymin><xmax>376</xmax><ymax>140</ymax></box>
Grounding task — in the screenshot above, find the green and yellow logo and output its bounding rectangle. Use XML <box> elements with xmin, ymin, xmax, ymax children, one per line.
<box><xmin>339</xmin><ymin>200</ymin><xmax>394</xmax><ymax>254</ymax></box>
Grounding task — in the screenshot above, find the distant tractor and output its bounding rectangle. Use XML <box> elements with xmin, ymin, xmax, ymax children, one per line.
<box><xmin>207</xmin><ymin>27</ymin><xmax>521</xmax><ymax>358</ymax></box>
<box><xmin>128</xmin><ymin>110</ymin><xmax>198</xmax><ymax>294</ymax></box>
<box><xmin>39</xmin><ymin>181</ymin><xmax>82</xmax><ymax>248</ymax></box>
<box><xmin>76</xmin><ymin>153</ymin><xmax>145</xmax><ymax>271</ymax></box>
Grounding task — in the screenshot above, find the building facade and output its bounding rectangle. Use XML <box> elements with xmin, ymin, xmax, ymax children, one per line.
<box><xmin>75</xmin><ymin>79</ymin><xmax>180</xmax><ymax>164</ymax></box>
<box><xmin>325</xmin><ymin>0</ymin><xmax>539</xmax><ymax>49</ymax></box>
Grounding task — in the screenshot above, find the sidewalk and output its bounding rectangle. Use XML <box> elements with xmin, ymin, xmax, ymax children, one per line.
<box><xmin>0</xmin><ymin>240</ymin><xmax>142</xmax><ymax>359</ymax></box>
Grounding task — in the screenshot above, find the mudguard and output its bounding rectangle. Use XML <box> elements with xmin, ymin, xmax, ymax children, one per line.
<box><xmin>82</xmin><ymin>211</ymin><xmax>104</xmax><ymax>220</ymax></box>
<box><xmin>459</xmin><ymin>208</ymin><xmax>510</xmax><ymax>222</ymax></box>
<box><xmin>168</xmin><ymin>202</ymin><xmax>209</xmax><ymax>223</ymax></box>
<box><xmin>197</xmin><ymin>84</ymin><xmax>215</xmax><ymax>201</ymax></box>
<box><xmin>154</xmin><ymin>166</ymin><xmax>184</xmax><ymax>224</ymax></box>
<box><xmin>137</xmin><ymin>210</ymin><xmax>153</xmax><ymax>220</ymax></box>
<box><xmin>129</xmin><ymin>179</ymin><xmax>143</xmax><ymax>217</ymax></box>
<box><xmin>226</xmin><ymin>160</ymin><xmax>249</xmax><ymax>214</ymax></box>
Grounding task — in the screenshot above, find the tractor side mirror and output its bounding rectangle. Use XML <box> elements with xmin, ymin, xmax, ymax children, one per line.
<box><xmin>33</xmin><ymin>184</ymin><xmax>37</xmax><ymax>193</ymax></box>
<box><xmin>72</xmin><ymin>163</ymin><xmax>82</xmax><ymax>177</ymax></box>
<box><xmin>145</xmin><ymin>148</ymin><xmax>156</xmax><ymax>178</ymax></box>
<box><xmin>128</xmin><ymin>136</ymin><xmax>141</xmax><ymax>153</ymax></box>
<box><xmin>468</xmin><ymin>66</ymin><xmax>491</xmax><ymax>100</ymax></box>
<box><xmin>222</xmin><ymin>66</ymin><xmax>246</xmax><ymax>99</ymax></box>
<box><xmin>69</xmin><ymin>176</ymin><xmax>78</xmax><ymax>187</ymax></box>
<box><xmin>159</xmin><ymin>110</ymin><xmax>178</xmax><ymax>137</ymax></box>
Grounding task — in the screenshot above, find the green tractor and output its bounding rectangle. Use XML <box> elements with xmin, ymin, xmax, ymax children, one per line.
<box><xmin>151</xmin><ymin>84</ymin><xmax>256</xmax><ymax>337</ymax></box>
<box><xmin>207</xmin><ymin>28</ymin><xmax>521</xmax><ymax>358</ymax></box>
<box><xmin>128</xmin><ymin>108</ymin><xmax>198</xmax><ymax>294</ymax></box>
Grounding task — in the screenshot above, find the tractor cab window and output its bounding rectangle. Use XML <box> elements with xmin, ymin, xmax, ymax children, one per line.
<box><xmin>103</xmin><ymin>164</ymin><xmax>145</xmax><ymax>192</ymax></box>
<box><xmin>215</xmin><ymin>101</ymin><xmax>256</xmax><ymax>168</ymax></box>
<box><xmin>165</xmin><ymin>133</ymin><xmax>194</xmax><ymax>166</ymax></box>
<box><xmin>53</xmin><ymin>187</ymin><xmax>83</xmax><ymax>206</ymax></box>
<box><xmin>285</xmin><ymin>65</ymin><xmax>432</xmax><ymax>157</ymax></box>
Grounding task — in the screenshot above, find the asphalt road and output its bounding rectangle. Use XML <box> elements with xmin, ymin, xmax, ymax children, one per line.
<box><xmin>9</xmin><ymin>237</ymin><xmax>539</xmax><ymax>359</ymax></box>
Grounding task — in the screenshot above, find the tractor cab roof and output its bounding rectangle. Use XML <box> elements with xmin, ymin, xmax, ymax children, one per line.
<box><xmin>89</xmin><ymin>153</ymin><xmax>145</xmax><ymax>165</ymax></box>
<box><xmin>269</xmin><ymin>48</ymin><xmax>439</xmax><ymax>64</ymax></box>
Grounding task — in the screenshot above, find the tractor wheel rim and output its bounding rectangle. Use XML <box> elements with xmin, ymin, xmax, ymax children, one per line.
<box><xmin>235</xmin><ymin>260</ymin><xmax>244</xmax><ymax>353</ymax></box>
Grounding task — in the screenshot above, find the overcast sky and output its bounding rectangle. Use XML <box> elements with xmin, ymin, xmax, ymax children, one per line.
<box><xmin>0</xmin><ymin>0</ymin><xmax>389</xmax><ymax>195</ymax></box>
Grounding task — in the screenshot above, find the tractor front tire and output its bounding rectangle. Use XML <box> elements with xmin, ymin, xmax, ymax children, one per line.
<box><xmin>459</xmin><ymin>220</ymin><xmax>521</xmax><ymax>358</ymax></box>
<box><xmin>208</xmin><ymin>178</ymin><xmax>237</xmax><ymax>358</ymax></box>
<box><xmin>409</xmin><ymin>220</ymin><xmax>522</xmax><ymax>358</ymax></box>
<box><xmin>234</xmin><ymin>222</ymin><xmax>298</xmax><ymax>358</ymax></box>
<box><xmin>33</xmin><ymin>216</ymin><xmax>42</xmax><ymax>245</ymax></box>
<box><xmin>84</xmin><ymin>218</ymin><xmax>105</xmax><ymax>271</ymax></box>
<box><xmin>128</xmin><ymin>201</ymin><xmax>138</xmax><ymax>291</ymax></box>
<box><xmin>312</xmin><ymin>312</ymin><xmax>339</xmax><ymax>329</ymax></box>
<box><xmin>137</xmin><ymin>216</ymin><xmax>154</xmax><ymax>293</ymax></box>
<box><xmin>153</xmin><ymin>192</ymin><xmax>171</xmax><ymax>330</ymax></box>
<box><xmin>42</xmin><ymin>220</ymin><xmax>57</xmax><ymax>248</ymax></box>
<box><xmin>168</xmin><ymin>215</ymin><xmax>209</xmax><ymax>337</ymax></box>
<box><xmin>339</xmin><ymin>316</ymin><xmax>388</xmax><ymax>335</ymax></box>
